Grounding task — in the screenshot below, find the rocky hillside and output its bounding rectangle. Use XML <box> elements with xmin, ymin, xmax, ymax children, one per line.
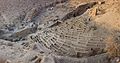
<box><xmin>0</xmin><ymin>0</ymin><xmax>120</xmax><ymax>63</ymax></box>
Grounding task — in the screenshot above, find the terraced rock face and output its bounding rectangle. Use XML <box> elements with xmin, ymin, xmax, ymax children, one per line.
<box><xmin>0</xmin><ymin>0</ymin><xmax>69</xmax><ymax>41</ymax></box>
<box><xmin>1</xmin><ymin>0</ymin><xmax>120</xmax><ymax>63</ymax></box>
<box><xmin>30</xmin><ymin>15</ymin><xmax>108</xmax><ymax>57</ymax></box>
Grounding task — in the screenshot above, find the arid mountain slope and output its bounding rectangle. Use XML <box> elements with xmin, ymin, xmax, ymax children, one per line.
<box><xmin>0</xmin><ymin>0</ymin><xmax>120</xmax><ymax>63</ymax></box>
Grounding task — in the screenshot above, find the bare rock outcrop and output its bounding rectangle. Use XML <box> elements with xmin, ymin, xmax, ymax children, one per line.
<box><xmin>41</xmin><ymin>53</ymin><xmax>108</xmax><ymax>63</ymax></box>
